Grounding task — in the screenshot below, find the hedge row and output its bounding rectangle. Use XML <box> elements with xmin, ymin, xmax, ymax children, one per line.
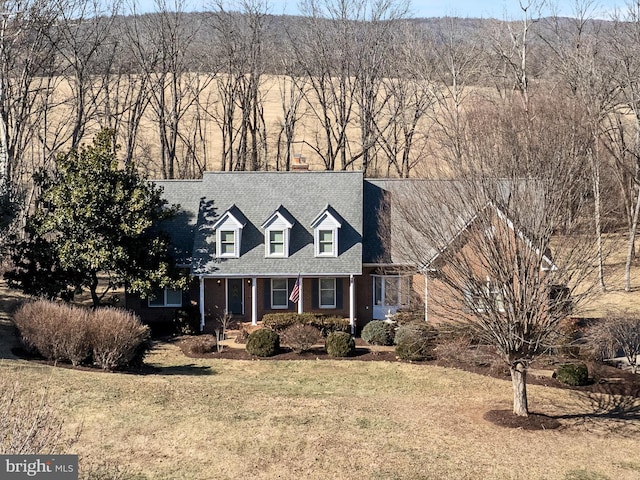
<box><xmin>261</xmin><ymin>312</ymin><xmax>350</xmax><ymax>336</ymax></box>
<box><xmin>14</xmin><ymin>299</ymin><xmax>151</xmax><ymax>371</ymax></box>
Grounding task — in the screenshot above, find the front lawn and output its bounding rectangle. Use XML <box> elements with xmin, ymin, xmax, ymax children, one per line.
<box><xmin>2</xmin><ymin>340</ymin><xmax>640</xmax><ymax>479</ymax></box>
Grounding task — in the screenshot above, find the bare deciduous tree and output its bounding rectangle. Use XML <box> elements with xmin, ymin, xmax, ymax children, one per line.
<box><xmin>589</xmin><ymin>317</ymin><xmax>640</xmax><ymax>373</ymax></box>
<box><xmin>384</xmin><ymin>97</ymin><xmax>599</xmax><ymax>416</ymax></box>
<box><xmin>0</xmin><ymin>0</ymin><xmax>59</xmax><ymax>227</ymax></box>
<box><xmin>209</xmin><ymin>0</ymin><xmax>270</xmax><ymax>172</ymax></box>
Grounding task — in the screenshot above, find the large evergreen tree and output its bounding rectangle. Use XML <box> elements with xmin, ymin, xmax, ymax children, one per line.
<box><xmin>6</xmin><ymin>129</ymin><xmax>184</xmax><ymax>306</ymax></box>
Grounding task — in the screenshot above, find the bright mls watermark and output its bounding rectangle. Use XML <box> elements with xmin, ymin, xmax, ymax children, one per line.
<box><xmin>0</xmin><ymin>455</ymin><xmax>78</xmax><ymax>479</ymax></box>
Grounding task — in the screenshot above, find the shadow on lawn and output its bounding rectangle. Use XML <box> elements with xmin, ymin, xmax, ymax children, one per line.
<box><xmin>143</xmin><ymin>363</ymin><xmax>217</xmax><ymax>376</ymax></box>
<box><xmin>552</xmin><ymin>384</ymin><xmax>640</xmax><ymax>436</ymax></box>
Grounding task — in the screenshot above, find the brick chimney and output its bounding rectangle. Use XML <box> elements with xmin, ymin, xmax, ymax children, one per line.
<box><xmin>291</xmin><ymin>153</ymin><xmax>309</xmax><ymax>171</ymax></box>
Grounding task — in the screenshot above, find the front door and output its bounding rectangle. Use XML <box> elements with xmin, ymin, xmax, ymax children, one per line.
<box><xmin>227</xmin><ymin>278</ymin><xmax>244</xmax><ymax>315</ymax></box>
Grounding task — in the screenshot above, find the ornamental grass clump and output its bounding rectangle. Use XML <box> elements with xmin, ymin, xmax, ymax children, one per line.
<box><xmin>246</xmin><ymin>328</ymin><xmax>280</xmax><ymax>357</ymax></box>
<box><xmin>325</xmin><ymin>331</ymin><xmax>355</xmax><ymax>357</ymax></box>
<box><xmin>361</xmin><ymin>320</ymin><xmax>394</xmax><ymax>346</ymax></box>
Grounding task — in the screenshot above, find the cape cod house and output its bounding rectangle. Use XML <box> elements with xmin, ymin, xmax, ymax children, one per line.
<box><xmin>126</xmin><ymin>170</ymin><xmax>558</xmax><ymax>332</ymax></box>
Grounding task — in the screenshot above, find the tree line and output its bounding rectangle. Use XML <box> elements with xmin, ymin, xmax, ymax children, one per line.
<box><xmin>5</xmin><ymin>0</ymin><xmax>640</xmax><ymax>289</ymax></box>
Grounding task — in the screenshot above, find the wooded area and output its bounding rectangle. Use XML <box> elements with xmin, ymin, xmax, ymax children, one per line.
<box><xmin>4</xmin><ymin>0</ymin><xmax>640</xmax><ymax>290</ymax></box>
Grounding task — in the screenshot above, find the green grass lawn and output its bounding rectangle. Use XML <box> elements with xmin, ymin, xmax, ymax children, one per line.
<box><xmin>2</xmin><ymin>340</ymin><xmax>640</xmax><ymax>479</ymax></box>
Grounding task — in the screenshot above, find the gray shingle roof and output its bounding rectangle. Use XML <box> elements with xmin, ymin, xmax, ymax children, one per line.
<box><xmin>152</xmin><ymin>179</ymin><xmax>205</xmax><ymax>266</ymax></box>
<box><xmin>183</xmin><ymin>171</ymin><xmax>363</xmax><ymax>276</ymax></box>
<box><xmin>364</xmin><ymin>178</ymin><xmax>541</xmax><ymax>267</ymax></box>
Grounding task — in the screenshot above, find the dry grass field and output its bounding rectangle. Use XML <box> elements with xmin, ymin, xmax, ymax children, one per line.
<box><xmin>1</xmin><ymin>234</ymin><xmax>640</xmax><ymax>479</ymax></box>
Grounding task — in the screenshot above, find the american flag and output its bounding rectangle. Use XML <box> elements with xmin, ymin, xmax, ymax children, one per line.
<box><xmin>289</xmin><ymin>275</ymin><xmax>301</xmax><ymax>303</ymax></box>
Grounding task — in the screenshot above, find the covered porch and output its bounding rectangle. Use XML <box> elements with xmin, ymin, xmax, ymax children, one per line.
<box><xmin>197</xmin><ymin>274</ymin><xmax>357</xmax><ymax>334</ymax></box>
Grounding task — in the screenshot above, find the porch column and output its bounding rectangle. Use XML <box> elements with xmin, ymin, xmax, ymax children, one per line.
<box><xmin>251</xmin><ymin>277</ymin><xmax>258</xmax><ymax>325</ymax></box>
<box><xmin>424</xmin><ymin>272</ymin><xmax>428</xmax><ymax>323</ymax></box>
<box><xmin>349</xmin><ymin>274</ymin><xmax>355</xmax><ymax>335</ymax></box>
<box><xmin>199</xmin><ymin>276</ymin><xmax>205</xmax><ymax>332</ymax></box>
<box><xmin>297</xmin><ymin>276</ymin><xmax>304</xmax><ymax>314</ymax></box>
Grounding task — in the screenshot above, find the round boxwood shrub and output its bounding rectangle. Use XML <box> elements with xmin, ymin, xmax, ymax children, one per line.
<box><xmin>394</xmin><ymin>323</ymin><xmax>438</xmax><ymax>361</ymax></box>
<box><xmin>555</xmin><ymin>363</ymin><xmax>589</xmax><ymax>386</ymax></box>
<box><xmin>325</xmin><ymin>331</ymin><xmax>355</xmax><ymax>357</ymax></box>
<box><xmin>246</xmin><ymin>328</ymin><xmax>280</xmax><ymax>357</ymax></box>
<box><xmin>361</xmin><ymin>320</ymin><xmax>394</xmax><ymax>346</ymax></box>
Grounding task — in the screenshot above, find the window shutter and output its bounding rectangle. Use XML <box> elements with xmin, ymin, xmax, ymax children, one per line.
<box><xmin>264</xmin><ymin>279</ymin><xmax>271</xmax><ymax>309</ymax></box>
<box><xmin>336</xmin><ymin>278</ymin><xmax>343</xmax><ymax>309</ymax></box>
<box><xmin>312</xmin><ymin>278</ymin><xmax>319</xmax><ymax>309</ymax></box>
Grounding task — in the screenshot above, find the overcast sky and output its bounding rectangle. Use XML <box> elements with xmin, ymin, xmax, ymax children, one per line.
<box><xmin>132</xmin><ymin>0</ymin><xmax>626</xmax><ymax>19</ymax></box>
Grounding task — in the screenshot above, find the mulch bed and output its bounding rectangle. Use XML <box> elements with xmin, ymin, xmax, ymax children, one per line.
<box><xmin>483</xmin><ymin>410</ymin><xmax>563</xmax><ymax>430</ymax></box>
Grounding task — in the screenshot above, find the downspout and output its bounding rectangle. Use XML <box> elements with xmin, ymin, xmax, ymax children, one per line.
<box><xmin>199</xmin><ymin>276</ymin><xmax>205</xmax><ymax>332</ymax></box>
<box><xmin>349</xmin><ymin>274</ymin><xmax>355</xmax><ymax>335</ymax></box>
<box><xmin>251</xmin><ymin>277</ymin><xmax>258</xmax><ymax>325</ymax></box>
<box><xmin>424</xmin><ymin>272</ymin><xmax>428</xmax><ymax>323</ymax></box>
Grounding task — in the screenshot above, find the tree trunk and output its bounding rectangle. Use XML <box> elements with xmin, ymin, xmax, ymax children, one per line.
<box><xmin>510</xmin><ymin>363</ymin><xmax>529</xmax><ymax>417</ymax></box>
<box><xmin>625</xmin><ymin>183</ymin><xmax>640</xmax><ymax>291</ymax></box>
<box><xmin>589</xmin><ymin>145</ymin><xmax>606</xmax><ymax>291</ymax></box>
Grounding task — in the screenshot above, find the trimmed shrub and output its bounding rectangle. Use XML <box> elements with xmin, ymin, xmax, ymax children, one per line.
<box><xmin>88</xmin><ymin>308</ymin><xmax>151</xmax><ymax>371</ymax></box>
<box><xmin>13</xmin><ymin>300</ymin><xmax>91</xmax><ymax>365</ymax></box>
<box><xmin>325</xmin><ymin>331</ymin><xmax>355</xmax><ymax>357</ymax></box>
<box><xmin>262</xmin><ymin>312</ymin><xmax>350</xmax><ymax>336</ymax></box>
<box><xmin>13</xmin><ymin>300</ymin><xmax>151</xmax><ymax>370</ymax></box>
<box><xmin>246</xmin><ymin>328</ymin><xmax>280</xmax><ymax>357</ymax></box>
<box><xmin>281</xmin><ymin>324</ymin><xmax>322</xmax><ymax>353</ymax></box>
<box><xmin>395</xmin><ymin>323</ymin><xmax>438</xmax><ymax>361</ymax></box>
<box><xmin>555</xmin><ymin>363</ymin><xmax>589</xmax><ymax>386</ymax></box>
<box><xmin>173</xmin><ymin>306</ymin><xmax>200</xmax><ymax>335</ymax></box>
<box><xmin>186</xmin><ymin>336</ymin><xmax>217</xmax><ymax>355</ymax></box>
<box><xmin>361</xmin><ymin>320</ymin><xmax>394</xmax><ymax>346</ymax></box>
<box><xmin>314</xmin><ymin>316</ymin><xmax>351</xmax><ymax>336</ymax></box>
<box><xmin>58</xmin><ymin>309</ymin><xmax>92</xmax><ymax>366</ymax></box>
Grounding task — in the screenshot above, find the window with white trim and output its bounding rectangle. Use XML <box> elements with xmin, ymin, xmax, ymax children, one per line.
<box><xmin>268</xmin><ymin>230</ymin><xmax>285</xmax><ymax>256</ymax></box>
<box><xmin>317</xmin><ymin>230</ymin><xmax>334</xmax><ymax>256</ymax></box>
<box><xmin>373</xmin><ymin>276</ymin><xmax>411</xmax><ymax>308</ymax></box>
<box><xmin>262</xmin><ymin>208</ymin><xmax>294</xmax><ymax>258</ymax></box>
<box><xmin>219</xmin><ymin>230</ymin><xmax>236</xmax><ymax>257</ymax></box>
<box><xmin>319</xmin><ymin>278</ymin><xmax>336</xmax><ymax>308</ymax></box>
<box><xmin>148</xmin><ymin>287</ymin><xmax>183</xmax><ymax>307</ymax></box>
<box><xmin>271</xmin><ymin>278</ymin><xmax>289</xmax><ymax>309</ymax></box>
<box><xmin>212</xmin><ymin>206</ymin><xmax>245</xmax><ymax>259</ymax></box>
<box><xmin>311</xmin><ymin>208</ymin><xmax>341</xmax><ymax>258</ymax></box>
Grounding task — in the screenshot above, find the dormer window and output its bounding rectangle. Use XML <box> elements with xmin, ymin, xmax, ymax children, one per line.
<box><xmin>219</xmin><ymin>230</ymin><xmax>237</xmax><ymax>256</ymax></box>
<box><xmin>262</xmin><ymin>206</ymin><xmax>295</xmax><ymax>258</ymax></box>
<box><xmin>311</xmin><ymin>206</ymin><xmax>342</xmax><ymax>258</ymax></box>
<box><xmin>212</xmin><ymin>205</ymin><xmax>247</xmax><ymax>259</ymax></box>
<box><xmin>317</xmin><ymin>230</ymin><xmax>335</xmax><ymax>255</ymax></box>
<box><xmin>269</xmin><ymin>230</ymin><xmax>285</xmax><ymax>255</ymax></box>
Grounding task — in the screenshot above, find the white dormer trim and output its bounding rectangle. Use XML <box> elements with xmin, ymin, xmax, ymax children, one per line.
<box><xmin>212</xmin><ymin>206</ymin><xmax>246</xmax><ymax>259</ymax></box>
<box><xmin>262</xmin><ymin>207</ymin><xmax>295</xmax><ymax>258</ymax></box>
<box><xmin>311</xmin><ymin>207</ymin><xmax>342</xmax><ymax>258</ymax></box>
